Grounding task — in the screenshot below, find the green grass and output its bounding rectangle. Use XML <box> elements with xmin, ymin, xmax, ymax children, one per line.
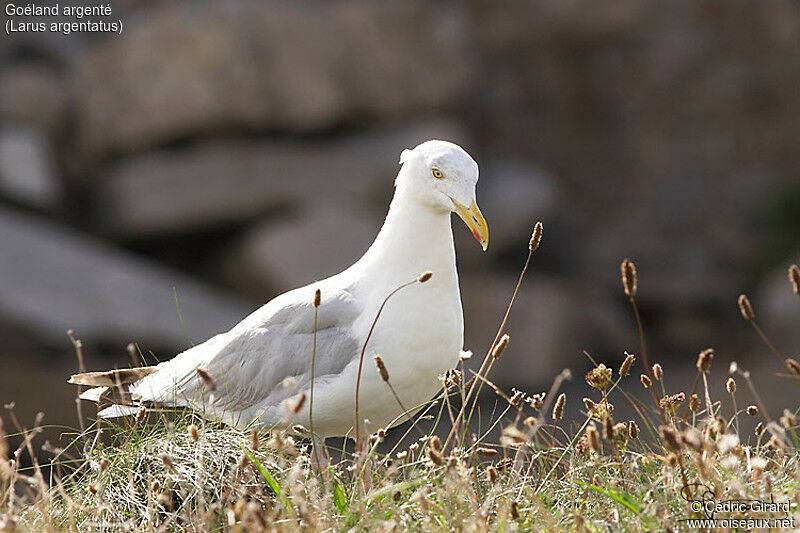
<box><xmin>3</xmin><ymin>356</ymin><xmax>798</xmax><ymax>532</ymax></box>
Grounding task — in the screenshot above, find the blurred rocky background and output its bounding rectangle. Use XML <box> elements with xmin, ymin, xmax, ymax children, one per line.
<box><xmin>1</xmin><ymin>0</ymin><xmax>798</xmax><ymax>437</ymax></box>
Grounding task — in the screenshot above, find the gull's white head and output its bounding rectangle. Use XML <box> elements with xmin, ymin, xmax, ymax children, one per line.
<box><xmin>397</xmin><ymin>140</ymin><xmax>489</xmax><ymax>251</ymax></box>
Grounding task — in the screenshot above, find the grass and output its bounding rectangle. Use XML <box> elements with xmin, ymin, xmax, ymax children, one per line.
<box><xmin>1</xmin><ymin>236</ymin><xmax>799</xmax><ymax>532</ymax></box>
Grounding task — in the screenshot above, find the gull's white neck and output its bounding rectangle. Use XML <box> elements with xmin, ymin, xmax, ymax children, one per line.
<box><xmin>356</xmin><ymin>187</ymin><xmax>457</xmax><ymax>286</ymax></box>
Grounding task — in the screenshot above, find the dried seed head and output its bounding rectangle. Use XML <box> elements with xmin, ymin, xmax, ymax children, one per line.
<box><xmin>585</xmin><ymin>364</ymin><xmax>612</xmax><ymax>391</ymax></box>
<box><xmin>426</xmin><ymin>448</ymin><xmax>443</xmax><ymax>466</ymax></box>
<box><xmin>529</xmin><ymin>221</ymin><xmax>543</xmax><ymax>252</ymax></box>
<box><xmin>585</xmin><ymin>400</ymin><xmax>613</xmax><ymax>420</ymax></box>
<box><xmin>501</xmin><ymin>425</ymin><xmax>526</xmax><ymax>446</ymax></box>
<box><xmin>652</xmin><ymin>364</ymin><xmax>663</xmax><ymax>381</ymax></box>
<box><xmin>429</xmin><ymin>435</ymin><xmax>442</xmax><ymax>452</ymax></box>
<box><xmin>726</xmin><ymin>377</ymin><xmax>736</xmax><ymax>394</ymax></box>
<box><xmin>715</xmin><ymin>416</ymin><xmax>727</xmax><ymax>435</ymax></box>
<box><xmin>689</xmin><ymin>394</ymin><xmax>701</xmax><ymax>411</ymax></box>
<box><xmin>250</xmin><ymin>429</ymin><xmax>259</xmax><ymax>451</ymax></box>
<box><xmin>628</xmin><ymin>420</ymin><xmax>640</xmax><ymax>439</ymax></box>
<box><xmin>780</xmin><ymin>409</ymin><xmax>796</xmax><ymax>428</ymax></box>
<box><xmin>135</xmin><ymin>407</ymin><xmax>146</xmax><ymax>425</ymax></box>
<box><xmin>789</xmin><ymin>264</ymin><xmax>800</xmax><ymax>296</ymax></box>
<box><xmin>509</xmin><ymin>390</ymin><xmax>524</xmax><ymax>407</ymax></box>
<box><xmin>486</xmin><ymin>465</ymin><xmax>499</xmax><ymax>484</ymax></box>
<box><xmin>766</xmin><ymin>435</ymin><xmax>785</xmax><ymax>451</ymax></box>
<box><xmin>313</xmin><ymin>289</ymin><xmax>321</xmax><ymax>307</ymax></box>
<box><xmin>418</xmin><ymin>271</ymin><xmax>433</xmax><ymax>283</ymax></box>
<box><xmin>188</xmin><ymin>424</ymin><xmax>199</xmax><ymax>442</ymax></box>
<box><xmin>620</xmin><ymin>258</ymin><xmax>637</xmax><ymax>297</ymax></box>
<box><xmin>492</xmin><ymin>334</ymin><xmax>510</xmax><ymax>359</ymax></box>
<box><xmin>159</xmin><ymin>453</ymin><xmax>174</xmax><ymax>470</ymax></box>
<box><xmin>477</xmin><ymin>446</ymin><xmax>498</xmax><ymax>457</ymax></box>
<box><xmin>444</xmin><ymin>368</ymin><xmax>462</xmax><ymax>388</ymax></box>
<box><xmin>603</xmin><ymin>416</ymin><xmax>615</xmax><ymax>442</ymax></box>
<box><xmin>552</xmin><ymin>393</ymin><xmax>566</xmax><ymax>421</ymax></box>
<box><xmin>640</xmin><ymin>374</ymin><xmax>652</xmax><ymax>388</ymax></box>
<box><xmin>786</xmin><ymin>358</ymin><xmax>800</xmax><ymax>376</ymax></box>
<box><xmin>738</xmin><ymin>294</ymin><xmax>755</xmax><ymax>321</ymax></box>
<box><xmin>659</xmin><ymin>392</ymin><xmax>686</xmax><ymax>411</ymax></box>
<box><xmin>755</xmin><ymin>422</ymin><xmax>765</xmax><ymax>436</ymax></box>
<box><xmin>660</xmin><ymin>425</ymin><xmax>682</xmax><ymax>452</ymax></box>
<box><xmin>619</xmin><ymin>352</ymin><xmax>635</xmax><ymax>377</ymax></box>
<box><xmin>612</xmin><ymin>423</ymin><xmax>628</xmax><ymax>447</ymax></box>
<box><xmin>195</xmin><ymin>368</ymin><xmax>216</xmax><ymax>391</ymax></box>
<box><xmin>373</xmin><ymin>355</ymin><xmax>389</xmax><ymax>382</ymax></box>
<box><xmin>510</xmin><ymin>501</ymin><xmax>520</xmax><ymax>520</ymax></box>
<box><xmin>290</xmin><ymin>391</ymin><xmax>306</xmax><ymax>414</ymax></box>
<box><xmin>746</xmin><ymin>405</ymin><xmax>758</xmax><ymax>416</ymax></box>
<box><xmin>126</xmin><ymin>342</ymin><xmax>138</xmax><ymax>363</ymax></box>
<box><xmin>586</xmin><ymin>424</ymin><xmax>600</xmax><ymax>452</ymax></box>
<box><xmin>528</xmin><ymin>393</ymin><xmax>544</xmax><ymax>410</ymax></box>
<box><xmin>696</xmin><ymin>348</ymin><xmax>714</xmax><ymax>373</ymax></box>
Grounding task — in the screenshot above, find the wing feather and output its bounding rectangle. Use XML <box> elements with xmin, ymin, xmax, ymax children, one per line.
<box><xmin>130</xmin><ymin>285</ymin><xmax>362</xmax><ymax>419</ymax></box>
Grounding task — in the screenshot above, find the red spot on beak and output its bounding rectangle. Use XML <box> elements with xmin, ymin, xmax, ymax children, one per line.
<box><xmin>472</xmin><ymin>229</ymin><xmax>480</xmax><ymax>242</ymax></box>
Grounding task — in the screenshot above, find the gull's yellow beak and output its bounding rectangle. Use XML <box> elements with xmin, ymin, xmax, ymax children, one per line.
<box><xmin>451</xmin><ymin>198</ymin><xmax>489</xmax><ymax>251</ymax></box>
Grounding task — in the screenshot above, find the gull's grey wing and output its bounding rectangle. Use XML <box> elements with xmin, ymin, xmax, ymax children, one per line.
<box><xmin>131</xmin><ymin>286</ymin><xmax>362</xmax><ymax>413</ymax></box>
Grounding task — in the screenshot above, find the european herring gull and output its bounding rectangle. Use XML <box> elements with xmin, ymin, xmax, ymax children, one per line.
<box><xmin>69</xmin><ymin>139</ymin><xmax>488</xmax><ymax>440</ymax></box>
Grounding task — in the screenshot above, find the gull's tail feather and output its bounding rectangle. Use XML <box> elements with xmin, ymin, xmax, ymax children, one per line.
<box><xmin>71</xmin><ymin>366</ymin><xmax>161</xmax><ymax>419</ymax></box>
<box><xmin>97</xmin><ymin>405</ymin><xmax>141</xmax><ymax>418</ymax></box>
<box><xmin>69</xmin><ymin>367</ymin><xmax>158</xmax><ymax>387</ymax></box>
<box><xmin>78</xmin><ymin>386</ymin><xmax>107</xmax><ymax>402</ymax></box>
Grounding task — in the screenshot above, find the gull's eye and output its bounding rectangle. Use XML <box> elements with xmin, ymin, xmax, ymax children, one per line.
<box><xmin>431</xmin><ymin>168</ymin><xmax>444</xmax><ymax>179</ymax></box>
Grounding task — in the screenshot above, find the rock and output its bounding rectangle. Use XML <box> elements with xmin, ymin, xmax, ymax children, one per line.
<box><xmin>0</xmin><ymin>127</ymin><xmax>61</xmax><ymax>209</ymax></box>
<box><xmin>461</xmin><ymin>274</ymin><xmax>629</xmax><ymax>391</ymax></box>
<box><xmin>473</xmin><ymin>0</ymin><xmax>800</xmax><ymax>305</ymax></box>
<box><xmin>95</xmin><ymin>122</ymin><xmax>468</xmax><ymax>238</ymax></box>
<box><xmin>477</xmin><ymin>159</ymin><xmax>558</xmax><ymax>254</ymax></box>
<box><xmin>225</xmin><ymin>207</ymin><xmax>379</xmax><ymax>298</ymax></box>
<box><xmin>0</xmin><ymin>206</ymin><xmax>251</xmax><ymax>349</ymax></box>
<box><xmin>73</xmin><ymin>0</ymin><xmax>475</xmax><ymax>161</ymax></box>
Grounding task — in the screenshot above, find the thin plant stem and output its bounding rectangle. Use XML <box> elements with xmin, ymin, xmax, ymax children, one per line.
<box><xmin>309</xmin><ymin>294</ymin><xmax>320</xmax><ymax>469</ymax></box>
<box><xmin>445</xmin><ymin>243</ymin><xmax>535</xmax><ymax>449</ymax></box>
<box><xmin>747</xmin><ymin>320</ymin><xmax>800</xmax><ymax>386</ymax></box>
<box><xmin>628</xmin><ymin>297</ymin><xmax>667</xmax><ymax>426</ymax></box>
<box><xmin>383</xmin><ymin>378</ymin><xmax>425</xmax><ymax>437</ymax></box>
<box><xmin>730</xmin><ymin>390</ymin><xmax>740</xmax><ymax>438</ymax></box>
<box><xmin>355</xmin><ymin>277</ymin><xmax>421</xmax><ymax>445</ymax></box>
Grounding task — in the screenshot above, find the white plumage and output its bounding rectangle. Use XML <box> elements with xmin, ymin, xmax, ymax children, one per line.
<box><xmin>70</xmin><ymin>140</ymin><xmax>488</xmax><ymax>438</ymax></box>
